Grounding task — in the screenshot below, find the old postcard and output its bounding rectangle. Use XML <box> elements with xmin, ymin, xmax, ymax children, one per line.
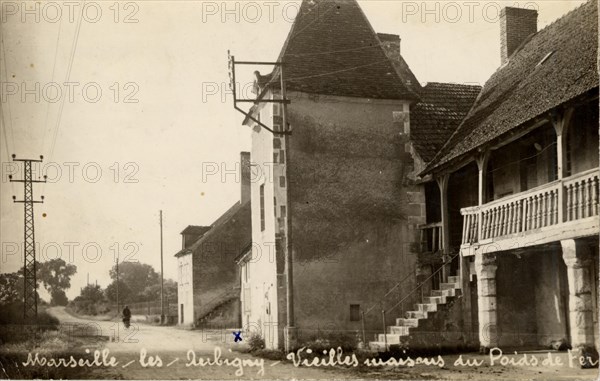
<box><xmin>1</xmin><ymin>0</ymin><xmax>599</xmax><ymax>380</ymax></box>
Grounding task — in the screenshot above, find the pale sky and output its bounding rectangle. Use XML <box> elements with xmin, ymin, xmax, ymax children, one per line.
<box><xmin>0</xmin><ymin>0</ymin><xmax>586</xmax><ymax>299</ymax></box>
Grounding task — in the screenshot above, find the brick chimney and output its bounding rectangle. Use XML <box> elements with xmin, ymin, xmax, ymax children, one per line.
<box><xmin>500</xmin><ymin>7</ymin><xmax>538</xmax><ymax>65</ymax></box>
<box><xmin>240</xmin><ymin>151</ymin><xmax>251</xmax><ymax>204</ymax></box>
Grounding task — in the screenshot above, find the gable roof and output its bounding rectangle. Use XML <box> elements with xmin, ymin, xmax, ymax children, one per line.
<box><xmin>174</xmin><ymin>201</ymin><xmax>251</xmax><ymax>258</ymax></box>
<box><xmin>180</xmin><ymin>225</ymin><xmax>211</xmax><ymax>236</ymax></box>
<box><xmin>268</xmin><ymin>0</ymin><xmax>419</xmax><ymax>100</ymax></box>
<box><xmin>423</xmin><ymin>0</ymin><xmax>599</xmax><ymax>175</ymax></box>
<box><xmin>411</xmin><ymin>82</ymin><xmax>482</xmax><ymax>163</ymax></box>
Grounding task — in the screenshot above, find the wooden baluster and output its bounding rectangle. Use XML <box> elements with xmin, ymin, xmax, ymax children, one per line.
<box><xmin>494</xmin><ymin>207</ymin><xmax>501</xmax><ymax>237</ymax></box>
<box><xmin>586</xmin><ymin>178</ymin><xmax>593</xmax><ymax>218</ymax></box>
<box><xmin>542</xmin><ymin>192</ymin><xmax>548</xmax><ymax>227</ymax></box>
<box><xmin>515</xmin><ymin>200</ymin><xmax>523</xmax><ymax>233</ymax></box>
<box><xmin>575</xmin><ymin>182</ymin><xmax>582</xmax><ymax>220</ymax></box>
<box><xmin>502</xmin><ymin>205</ymin><xmax>508</xmax><ymax>236</ymax></box>
<box><xmin>538</xmin><ymin>194</ymin><xmax>544</xmax><ymax>228</ymax></box>
<box><xmin>566</xmin><ymin>184</ymin><xmax>573</xmax><ymax>222</ymax></box>
<box><xmin>465</xmin><ymin>215</ymin><xmax>470</xmax><ymax>243</ymax></box>
<box><xmin>502</xmin><ymin>204</ymin><xmax>510</xmax><ymax>235</ymax></box>
<box><xmin>524</xmin><ymin>199</ymin><xmax>530</xmax><ymax>231</ymax></box>
<box><xmin>532</xmin><ymin>195</ymin><xmax>538</xmax><ymax>229</ymax></box>
<box><xmin>507</xmin><ymin>203</ymin><xmax>513</xmax><ymax>234</ymax></box>
<box><xmin>490</xmin><ymin>208</ymin><xmax>496</xmax><ymax>238</ymax></box>
<box><xmin>592</xmin><ymin>177</ymin><xmax>598</xmax><ymax>216</ymax></box>
<box><xmin>485</xmin><ymin>210</ymin><xmax>492</xmax><ymax>239</ymax></box>
<box><xmin>461</xmin><ymin>216</ymin><xmax>466</xmax><ymax>245</ymax></box>
<box><xmin>497</xmin><ymin>206</ymin><xmax>503</xmax><ymax>236</ymax></box>
<box><xmin>552</xmin><ymin>189</ymin><xmax>560</xmax><ymax>225</ymax></box>
<box><xmin>481</xmin><ymin>211</ymin><xmax>487</xmax><ymax>240</ymax></box>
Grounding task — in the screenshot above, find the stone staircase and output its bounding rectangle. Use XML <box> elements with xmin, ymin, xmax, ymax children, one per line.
<box><xmin>369</xmin><ymin>275</ymin><xmax>462</xmax><ymax>351</ymax></box>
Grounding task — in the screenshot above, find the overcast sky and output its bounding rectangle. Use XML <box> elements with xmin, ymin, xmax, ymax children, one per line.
<box><xmin>0</xmin><ymin>0</ymin><xmax>585</xmax><ymax>299</ymax></box>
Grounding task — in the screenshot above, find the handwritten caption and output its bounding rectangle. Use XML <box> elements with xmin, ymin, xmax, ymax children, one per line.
<box><xmin>22</xmin><ymin>346</ymin><xmax>598</xmax><ymax>377</ymax></box>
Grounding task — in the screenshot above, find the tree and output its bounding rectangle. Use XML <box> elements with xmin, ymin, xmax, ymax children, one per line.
<box><xmin>105</xmin><ymin>280</ymin><xmax>131</xmax><ymax>303</ymax></box>
<box><xmin>140</xmin><ymin>278</ymin><xmax>178</xmax><ymax>303</ymax></box>
<box><xmin>107</xmin><ymin>262</ymin><xmax>159</xmax><ymax>302</ymax></box>
<box><xmin>72</xmin><ymin>284</ymin><xmax>106</xmax><ymax>315</ymax></box>
<box><xmin>0</xmin><ymin>272</ymin><xmax>23</xmax><ymax>305</ymax></box>
<box><xmin>37</xmin><ymin>259</ymin><xmax>77</xmax><ymax>305</ymax></box>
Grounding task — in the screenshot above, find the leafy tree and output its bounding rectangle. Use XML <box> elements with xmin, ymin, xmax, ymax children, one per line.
<box><xmin>105</xmin><ymin>280</ymin><xmax>132</xmax><ymax>303</ymax></box>
<box><xmin>36</xmin><ymin>258</ymin><xmax>77</xmax><ymax>305</ymax></box>
<box><xmin>50</xmin><ymin>289</ymin><xmax>69</xmax><ymax>306</ymax></box>
<box><xmin>71</xmin><ymin>284</ymin><xmax>107</xmax><ymax>315</ymax></box>
<box><xmin>140</xmin><ymin>278</ymin><xmax>178</xmax><ymax>303</ymax></box>
<box><xmin>108</xmin><ymin>262</ymin><xmax>159</xmax><ymax>302</ymax></box>
<box><xmin>0</xmin><ymin>272</ymin><xmax>23</xmax><ymax>305</ymax></box>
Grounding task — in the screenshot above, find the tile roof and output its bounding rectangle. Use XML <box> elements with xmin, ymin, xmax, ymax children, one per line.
<box><xmin>174</xmin><ymin>201</ymin><xmax>251</xmax><ymax>258</ymax></box>
<box><xmin>269</xmin><ymin>0</ymin><xmax>419</xmax><ymax>100</ymax></box>
<box><xmin>424</xmin><ymin>0</ymin><xmax>599</xmax><ymax>174</ymax></box>
<box><xmin>411</xmin><ymin>83</ymin><xmax>482</xmax><ymax>163</ymax></box>
<box><xmin>180</xmin><ymin>225</ymin><xmax>211</xmax><ymax>236</ymax></box>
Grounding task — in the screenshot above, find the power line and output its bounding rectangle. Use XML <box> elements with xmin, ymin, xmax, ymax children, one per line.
<box><xmin>284</xmin><ymin>58</ymin><xmax>391</xmax><ymax>82</ymax></box>
<box><xmin>41</xmin><ymin>15</ymin><xmax>64</xmax><ymax>157</ymax></box>
<box><xmin>1</xmin><ymin>38</ymin><xmax>16</xmax><ymax>154</ymax></box>
<box><xmin>47</xmin><ymin>0</ymin><xmax>86</xmax><ymax>165</ymax></box>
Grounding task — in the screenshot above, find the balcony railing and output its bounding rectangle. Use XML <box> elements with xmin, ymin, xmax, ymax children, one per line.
<box><xmin>461</xmin><ymin>168</ymin><xmax>599</xmax><ymax>246</ymax></box>
<box><xmin>419</xmin><ymin>222</ymin><xmax>443</xmax><ymax>253</ymax></box>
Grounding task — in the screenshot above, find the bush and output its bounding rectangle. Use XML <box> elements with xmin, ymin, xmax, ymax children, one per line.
<box><xmin>247</xmin><ymin>332</ymin><xmax>265</xmax><ymax>352</ymax></box>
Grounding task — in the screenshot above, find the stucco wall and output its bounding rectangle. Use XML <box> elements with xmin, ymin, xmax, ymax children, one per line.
<box><xmin>245</xmin><ymin>90</ymin><xmax>423</xmax><ymax>348</ymax></box>
<box><xmin>177</xmin><ymin>253</ymin><xmax>194</xmax><ymax>325</ymax></box>
<box><xmin>286</xmin><ymin>93</ymin><xmax>422</xmax><ymax>342</ymax></box>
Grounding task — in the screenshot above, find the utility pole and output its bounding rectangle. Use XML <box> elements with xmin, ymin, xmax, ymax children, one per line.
<box><xmin>279</xmin><ymin>63</ymin><xmax>296</xmax><ymax>350</ymax></box>
<box><xmin>9</xmin><ymin>154</ymin><xmax>46</xmax><ymax>322</ymax></box>
<box><xmin>228</xmin><ymin>53</ymin><xmax>296</xmax><ymax>351</ymax></box>
<box><xmin>160</xmin><ymin>210</ymin><xmax>165</xmax><ymax>324</ymax></box>
<box><xmin>116</xmin><ymin>253</ymin><xmax>119</xmax><ymax>316</ymax></box>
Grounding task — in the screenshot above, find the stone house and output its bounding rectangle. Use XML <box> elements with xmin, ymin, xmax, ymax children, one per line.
<box><xmin>236</xmin><ymin>0</ymin><xmax>481</xmax><ymax>350</ymax></box>
<box><xmin>174</xmin><ymin>152</ymin><xmax>252</xmax><ymax>327</ymax></box>
<box><xmin>386</xmin><ymin>1</ymin><xmax>599</xmax><ymax>361</ymax></box>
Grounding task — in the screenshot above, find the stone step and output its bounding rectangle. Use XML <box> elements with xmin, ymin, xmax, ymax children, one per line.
<box><xmin>416</xmin><ymin>303</ymin><xmax>437</xmax><ymax>313</ymax></box>
<box><xmin>440</xmin><ymin>282</ymin><xmax>459</xmax><ymax>290</ymax></box>
<box><xmin>378</xmin><ymin>333</ymin><xmax>402</xmax><ymax>344</ymax></box>
<box><xmin>431</xmin><ymin>288</ymin><xmax>456</xmax><ymax>297</ymax></box>
<box><xmin>405</xmin><ymin>310</ymin><xmax>427</xmax><ymax>319</ymax></box>
<box><xmin>388</xmin><ymin>326</ymin><xmax>410</xmax><ymax>335</ymax></box>
<box><xmin>368</xmin><ymin>341</ymin><xmax>387</xmax><ymax>351</ymax></box>
<box><xmin>448</xmin><ymin>275</ymin><xmax>460</xmax><ymax>283</ymax></box>
<box><xmin>396</xmin><ymin>317</ymin><xmax>419</xmax><ymax>327</ymax></box>
<box><xmin>424</xmin><ymin>295</ymin><xmax>446</xmax><ymax>304</ymax></box>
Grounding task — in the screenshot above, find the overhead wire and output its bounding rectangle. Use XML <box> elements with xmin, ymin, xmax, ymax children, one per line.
<box><xmin>47</xmin><ymin>0</ymin><xmax>85</xmax><ymax>166</ymax></box>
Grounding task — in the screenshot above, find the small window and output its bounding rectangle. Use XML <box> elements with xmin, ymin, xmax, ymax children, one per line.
<box><xmin>279</xmin><ymin>150</ymin><xmax>285</xmax><ymax>164</ymax></box>
<box><xmin>273</xmin><ymin>152</ymin><xmax>278</xmax><ymax>163</ymax></box>
<box><xmin>350</xmin><ymin>304</ymin><xmax>360</xmax><ymax>322</ymax></box>
<box><xmin>280</xmin><ymin>176</ymin><xmax>286</xmax><ymax>188</ymax></box>
<box><xmin>260</xmin><ymin>184</ymin><xmax>265</xmax><ymax>231</ymax></box>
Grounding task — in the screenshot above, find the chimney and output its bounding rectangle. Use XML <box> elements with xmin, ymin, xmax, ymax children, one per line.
<box><xmin>500</xmin><ymin>7</ymin><xmax>538</xmax><ymax>65</ymax></box>
<box><xmin>240</xmin><ymin>151</ymin><xmax>251</xmax><ymax>204</ymax></box>
<box><xmin>377</xmin><ymin>33</ymin><xmax>401</xmax><ymax>60</ymax></box>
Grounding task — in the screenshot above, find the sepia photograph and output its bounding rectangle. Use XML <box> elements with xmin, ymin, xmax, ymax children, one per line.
<box><xmin>0</xmin><ymin>0</ymin><xmax>598</xmax><ymax>379</ymax></box>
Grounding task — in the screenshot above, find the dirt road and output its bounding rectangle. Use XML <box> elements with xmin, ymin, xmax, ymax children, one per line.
<box><xmin>42</xmin><ymin>307</ymin><xmax>599</xmax><ymax>380</ymax></box>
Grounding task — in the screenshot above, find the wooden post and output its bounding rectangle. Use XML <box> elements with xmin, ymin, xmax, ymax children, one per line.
<box><xmin>436</xmin><ymin>174</ymin><xmax>450</xmax><ymax>281</ymax></box>
<box><xmin>552</xmin><ymin>108</ymin><xmax>574</xmax><ymax>223</ymax></box>
<box><xmin>476</xmin><ymin>151</ymin><xmax>490</xmax><ymax>241</ymax></box>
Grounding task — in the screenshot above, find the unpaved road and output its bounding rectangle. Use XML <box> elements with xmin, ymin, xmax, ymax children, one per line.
<box><xmin>43</xmin><ymin>307</ymin><xmax>599</xmax><ymax>380</ymax></box>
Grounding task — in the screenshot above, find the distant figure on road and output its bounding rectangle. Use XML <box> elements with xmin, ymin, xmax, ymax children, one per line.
<box><xmin>122</xmin><ymin>305</ymin><xmax>131</xmax><ymax>328</ymax></box>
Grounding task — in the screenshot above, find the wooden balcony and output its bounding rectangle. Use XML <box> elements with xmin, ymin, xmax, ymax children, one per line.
<box><xmin>460</xmin><ymin>168</ymin><xmax>599</xmax><ymax>255</ymax></box>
